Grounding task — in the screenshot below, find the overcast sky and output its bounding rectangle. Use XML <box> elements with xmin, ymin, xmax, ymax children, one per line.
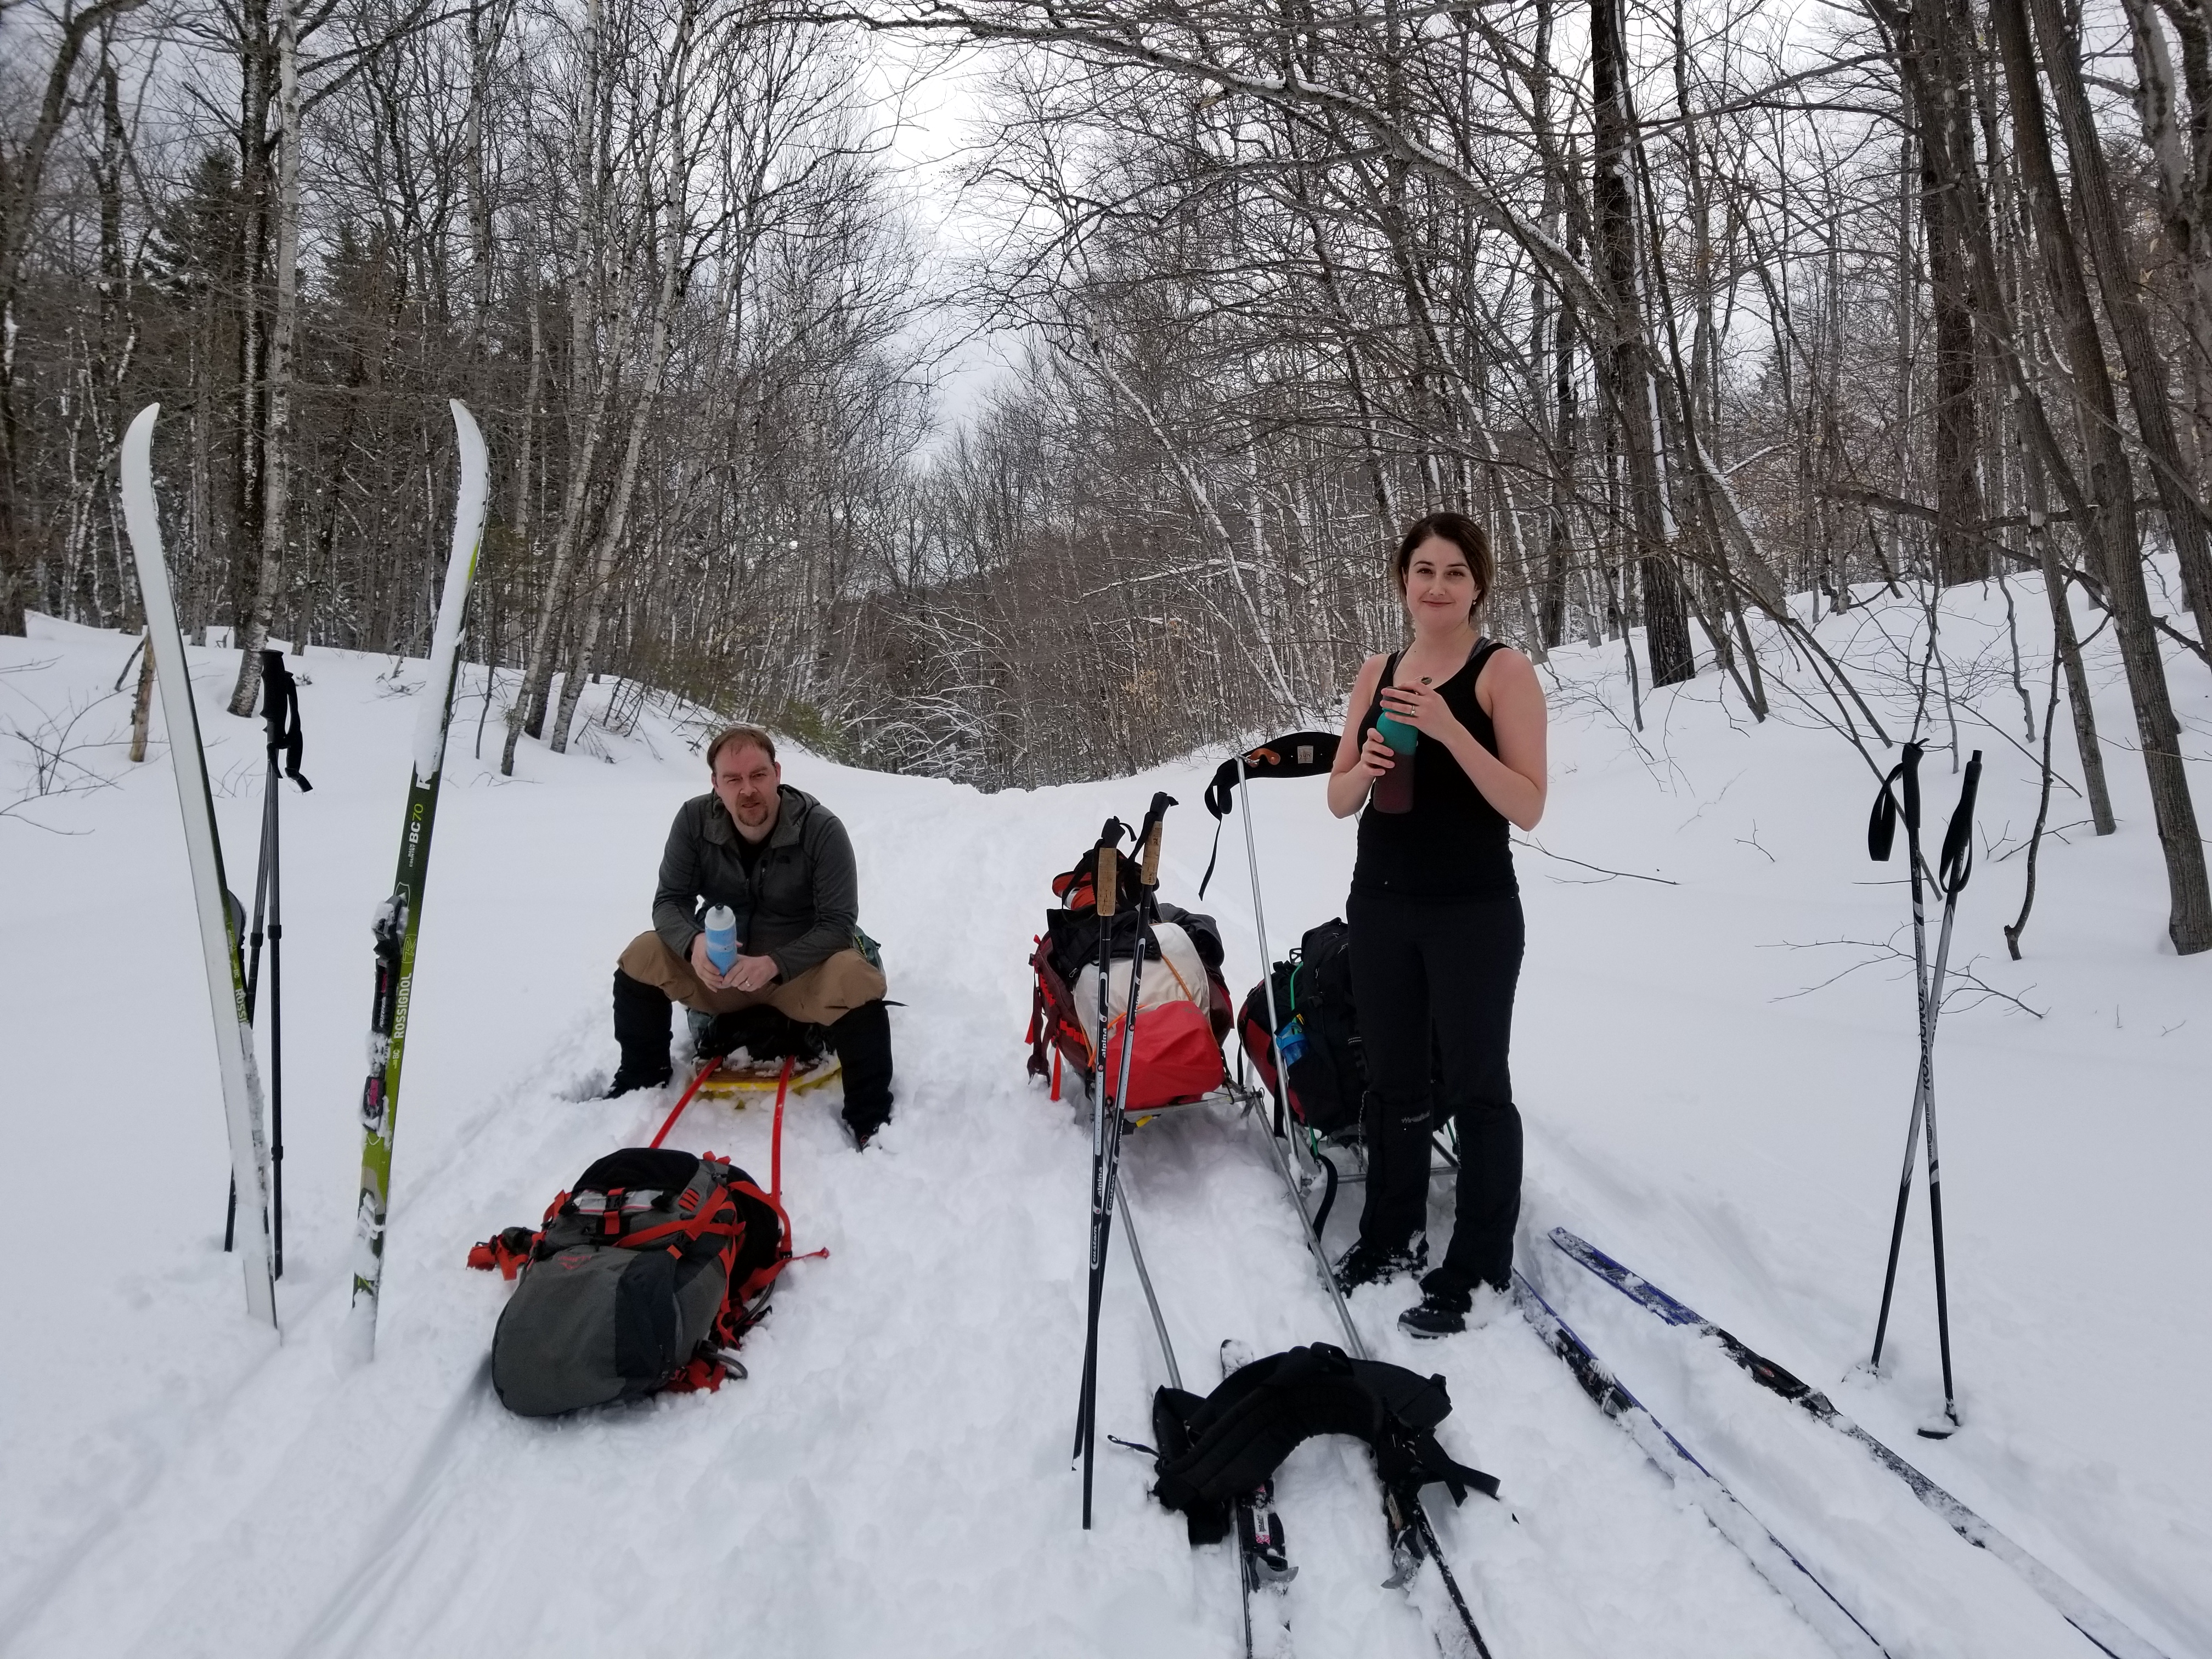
<box><xmin>865</xmin><ymin>33</ymin><xmax>1024</xmax><ymax>444</ymax></box>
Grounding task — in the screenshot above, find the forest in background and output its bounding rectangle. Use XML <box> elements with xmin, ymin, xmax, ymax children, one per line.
<box><xmin>4</xmin><ymin>0</ymin><xmax>2210</xmax><ymax>949</ymax></box>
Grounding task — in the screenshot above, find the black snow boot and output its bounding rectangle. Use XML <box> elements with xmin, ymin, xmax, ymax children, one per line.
<box><xmin>1332</xmin><ymin>1235</ymin><xmax>1427</xmax><ymax>1295</ymax></box>
<box><xmin>1397</xmin><ymin>1296</ymin><xmax>1466</xmax><ymax>1339</ymax></box>
<box><xmin>826</xmin><ymin>998</ymin><xmax>894</xmax><ymax>1147</ymax></box>
<box><xmin>606</xmin><ymin>969</ymin><xmax>674</xmax><ymax>1097</ymax></box>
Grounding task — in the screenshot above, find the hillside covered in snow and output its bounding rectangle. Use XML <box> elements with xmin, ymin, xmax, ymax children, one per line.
<box><xmin>2</xmin><ymin>575</ymin><xmax>2206</xmax><ymax>1659</ymax></box>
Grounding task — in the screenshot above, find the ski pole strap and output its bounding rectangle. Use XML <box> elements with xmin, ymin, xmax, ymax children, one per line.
<box><xmin>1939</xmin><ymin>751</ymin><xmax>1982</xmax><ymax>896</ymax></box>
<box><xmin>1866</xmin><ymin>741</ymin><xmax>1925</xmax><ymax>861</ymax></box>
<box><xmin>1867</xmin><ymin>764</ymin><xmax>1901</xmax><ymax>861</ymax></box>
<box><xmin>260</xmin><ymin>650</ymin><xmax>311</xmax><ymax>791</ymax></box>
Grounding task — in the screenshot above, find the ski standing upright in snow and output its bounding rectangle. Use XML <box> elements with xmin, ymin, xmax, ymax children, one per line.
<box><xmin>1548</xmin><ymin>1226</ymin><xmax>2170</xmax><ymax>1659</ymax></box>
<box><xmin>119</xmin><ymin>404</ymin><xmax>279</xmax><ymax>1329</ymax></box>
<box><xmin>347</xmin><ymin>400</ymin><xmax>490</xmax><ymax>1356</ymax></box>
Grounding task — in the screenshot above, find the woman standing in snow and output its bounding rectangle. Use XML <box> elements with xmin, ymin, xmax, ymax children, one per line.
<box><xmin>1324</xmin><ymin>512</ymin><xmax>1549</xmax><ymax>1336</ymax></box>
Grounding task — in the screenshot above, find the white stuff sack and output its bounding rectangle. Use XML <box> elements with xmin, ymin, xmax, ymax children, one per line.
<box><xmin>1071</xmin><ymin>922</ymin><xmax>1210</xmax><ymax>1059</ymax></box>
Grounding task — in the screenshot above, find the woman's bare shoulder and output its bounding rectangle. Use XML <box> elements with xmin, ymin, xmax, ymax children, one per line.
<box><xmin>1476</xmin><ymin>644</ymin><xmax>1543</xmax><ymax>708</ymax></box>
<box><xmin>1483</xmin><ymin>644</ymin><xmax>1541</xmax><ymax>682</ymax></box>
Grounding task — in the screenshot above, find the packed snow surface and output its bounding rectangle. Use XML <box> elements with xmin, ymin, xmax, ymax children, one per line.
<box><xmin>3</xmin><ymin>574</ymin><xmax>2207</xmax><ymax>1659</ymax></box>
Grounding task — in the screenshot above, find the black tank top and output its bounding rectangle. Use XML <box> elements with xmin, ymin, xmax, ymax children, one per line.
<box><xmin>1352</xmin><ymin>640</ymin><xmax>1517</xmax><ymax>899</ymax></box>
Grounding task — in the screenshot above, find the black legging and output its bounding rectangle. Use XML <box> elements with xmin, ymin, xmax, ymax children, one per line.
<box><xmin>1347</xmin><ymin>887</ymin><xmax>1523</xmax><ymax>1302</ymax></box>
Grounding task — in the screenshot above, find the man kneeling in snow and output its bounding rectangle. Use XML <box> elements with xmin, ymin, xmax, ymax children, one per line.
<box><xmin>607</xmin><ymin>723</ymin><xmax>894</xmax><ymax>1146</ymax></box>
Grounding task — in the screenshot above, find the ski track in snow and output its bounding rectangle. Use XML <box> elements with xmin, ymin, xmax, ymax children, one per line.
<box><xmin>2</xmin><ymin>583</ymin><xmax>2207</xmax><ymax>1659</ymax></box>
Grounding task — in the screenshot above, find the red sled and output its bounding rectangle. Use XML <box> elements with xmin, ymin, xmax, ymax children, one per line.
<box><xmin>1026</xmin><ymin>918</ymin><xmax>1233</xmax><ymax>1110</ymax></box>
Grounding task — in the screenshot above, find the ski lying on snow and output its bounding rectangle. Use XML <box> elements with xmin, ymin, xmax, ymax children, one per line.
<box><xmin>1219</xmin><ymin>1340</ymin><xmax>1295</xmax><ymax>1659</ymax></box>
<box><xmin>1512</xmin><ymin>1271</ymin><xmax>1889</xmax><ymax>1658</ymax></box>
<box><xmin>347</xmin><ymin>400</ymin><xmax>490</xmax><ymax>1357</ymax></box>
<box><xmin>1548</xmin><ymin>1227</ymin><xmax>2171</xmax><ymax>1659</ymax></box>
<box><xmin>1245</xmin><ymin>1120</ymin><xmax>1494</xmax><ymax>1659</ymax></box>
<box><xmin>119</xmin><ymin>404</ymin><xmax>278</xmax><ymax>1328</ymax></box>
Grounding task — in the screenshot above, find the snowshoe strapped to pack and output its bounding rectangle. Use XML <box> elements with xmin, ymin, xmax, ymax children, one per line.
<box><xmin>1238</xmin><ymin>918</ymin><xmax>1365</xmax><ymax>1139</ymax></box>
<box><xmin>470</xmin><ymin>1147</ymin><xmax>793</xmax><ymax>1417</ymax></box>
<box><xmin>1149</xmin><ymin>1343</ymin><xmax>1498</xmax><ymax>1545</ymax></box>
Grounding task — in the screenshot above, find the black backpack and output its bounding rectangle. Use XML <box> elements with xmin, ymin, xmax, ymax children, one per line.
<box><xmin>470</xmin><ymin>1148</ymin><xmax>792</xmax><ymax>1417</ymax></box>
<box><xmin>1150</xmin><ymin>1344</ymin><xmax>1497</xmax><ymax>1545</ymax></box>
<box><xmin>1239</xmin><ymin>918</ymin><xmax>1364</xmax><ymax>1138</ymax></box>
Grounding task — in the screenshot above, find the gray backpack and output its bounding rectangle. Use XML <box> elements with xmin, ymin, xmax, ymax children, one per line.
<box><xmin>478</xmin><ymin>1147</ymin><xmax>787</xmax><ymax>1417</ymax></box>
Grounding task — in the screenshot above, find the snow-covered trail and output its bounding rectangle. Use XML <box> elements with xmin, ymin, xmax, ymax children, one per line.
<box><xmin>3</xmin><ymin>579</ymin><xmax>2206</xmax><ymax>1658</ymax></box>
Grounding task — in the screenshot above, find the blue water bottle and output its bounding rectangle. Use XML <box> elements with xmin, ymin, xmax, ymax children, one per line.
<box><xmin>1277</xmin><ymin>1013</ymin><xmax>1309</xmax><ymax>1068</ymax></box>
<box><xmin>703</xmin><ymin>905</ymin><xmax>738</xmax><ymax>973</ymax></box>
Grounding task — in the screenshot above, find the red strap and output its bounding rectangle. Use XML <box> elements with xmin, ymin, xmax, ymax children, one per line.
<box><xmin>466</xmin><ymin>1227</ymin><xmax>538</xmax><ymax>1279</ymax></box>
<box><xmin>662</xmin><ymin>1353</ymin><xmax>727</xmax><ymax>1395</ymax></box>
<box><xmin>770</xmin><ymin>1055</ymin><xmax>794</xmax><ymax>1205</ymax></box>
<box><xmin>648</xmin><ymin>1057</ymin><xmax>721</xmax><ymax>1149</ymax></box>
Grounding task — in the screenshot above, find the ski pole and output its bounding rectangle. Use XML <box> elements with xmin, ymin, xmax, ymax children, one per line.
<box><xmin>1919</xmin><ymin>750</ymin><xmax>1981</xmax><ymax>1437</ymax></box>
<box><xmin>1115</xmin><ymin>1177</ymin><xmax>1182</xmax><ymax>1391</ymax></box>
<box><xmin>1071</xmin><ymin>827</ymin><xmax>1121</xmax><ymax>1486</ymax></box>
<box><xmin>266</xmin><ymin>729</ymin><xmax>285</xmax><ymax>1279</ymax></box>
<box><xmin>1238</xmin><ymin>753</ymin><xmax>1295</xmax><ymax>1142</ymax></box>
<box><xmin>1869</xmin><ymin>741</ymin><xmax>1928</xmax><ymax>1373</ymax></box>
<box><xmin>1080</xmin><ymin>797</ymin><xmax>1172</xmax><ymax>1528</ymax></box>
<box><xmin>225</xmin><ymin>658</ymin><xmax>286</xmax><ymax>1256</ymax></box>
<box><xmin>225</xmin><ymin>776</ymin><xmax>273</xmax><ymax>1255</ymax></box>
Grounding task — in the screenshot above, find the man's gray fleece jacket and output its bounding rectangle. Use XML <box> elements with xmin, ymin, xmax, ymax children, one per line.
<box><xmin>652</xmin><ymin>786</ymin><xmax>860</xmax><ymax>981</ymax></box>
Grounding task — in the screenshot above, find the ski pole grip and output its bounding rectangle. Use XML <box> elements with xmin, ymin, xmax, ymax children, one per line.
<box><xmin>1900</xmin><ymin>742</ymin><xmax>1923</xmax><ymax>834</ymax></box>
<box><xmin>1097</xmin><ymin>846</ymin><xmax>1118</xmax><ymax>918</ymax></box>
<box><xmin>1136</xmin><ymin>790</ymin><xmax>1175</xmax><ymax>889</ymax></box>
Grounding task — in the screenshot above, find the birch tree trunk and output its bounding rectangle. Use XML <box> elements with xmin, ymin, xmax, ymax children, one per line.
<box><xmin>503</xmin><ymin>0</ymin><xmax>610</xmax><ymax>775</ymax></box>
<box><xmin>230</xmin><ymin>0</ymin><xmax>300</xmax><ymax>714</ymax></box>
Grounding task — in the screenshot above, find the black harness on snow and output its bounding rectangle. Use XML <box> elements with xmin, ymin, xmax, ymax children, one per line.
<box><xmin>1149</xmin><ymin>1342</ymin><xmax>1499</xmax><ymax>1545</ymax></box>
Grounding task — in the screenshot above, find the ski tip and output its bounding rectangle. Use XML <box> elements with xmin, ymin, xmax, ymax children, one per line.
<box><xmin>448</xmin><ymin>398</ymin><xmax>485</xmax><ymax>456</ymax></box>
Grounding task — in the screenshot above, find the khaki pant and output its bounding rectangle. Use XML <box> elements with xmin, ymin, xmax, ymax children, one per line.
<box><xmin>618</xmin><ymin>932</ymin><xmax>886</xmax><ymax>1027</ymax></box>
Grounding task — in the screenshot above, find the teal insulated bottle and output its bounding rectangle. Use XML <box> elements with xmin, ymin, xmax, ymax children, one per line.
<box><xmin>1372</xmin><ymin>710</ymin><xmax>1418</xmax><ymax>813</ymax></box>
